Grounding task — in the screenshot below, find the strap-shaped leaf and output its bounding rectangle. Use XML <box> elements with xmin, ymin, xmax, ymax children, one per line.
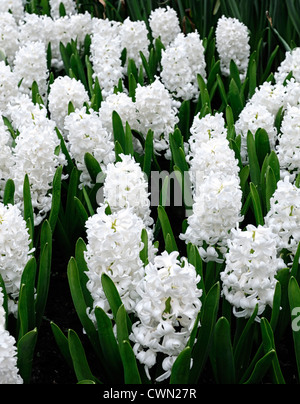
<box><xmin>288</xmin><ymin>276</ymin><xmax>300</xmax><ymax>381</ymax></box>
<box><xmin>143</xmin><ymin>129</ymin><xmax>153</xmax><ymax>178</ymax></box>
<box><xmin>189</xmin><ymin>282</ymin><xmax>220</xmax><ymax>383</ymax></box>
<box><xmin>49</xmin><ymin>165</ymin><xmax>62</xmax><ymax>233</ymax></box>
<box><xmin>68</xmin><ymin>329</ymin><xmax>98</xmax><ymax>383</ymax></box>
<box><xmin>84</xmin><ymin>152</ymin><xmax>102</xmax><ymax>184</ymax></box>
<box><xmin>250</xmin><ymin>183</ymin><xmax>264</xmax><ymax>226</ymax></box>
<box><xmin>170</xmin><ymin>347</ymin><xmax>192</xmax><ymax>384</ymax></box>
<box><xmin>243</xmin><ymin>350</ymin><xmax>276</xmax><ymax>384</ymax></box>
<box><xmin>75</xmin><ymin>238</ymin><xmax>93</xmax><ymax>309</ymax></box>
<box><xmin>214</xmin><ymin>317</ymin><xmax>236</xmax><ymax>384</ymax></box>
<box><xmin>35</xmin><ymin>243</ymin><xmax>50</xmax><ymax>329</ymax></box>
<box><xmin>19</xmin><ymin>257</ymin><xmax>36</xmax><ymax>333</ymax></box>
<box><xmin>17</xmin><ymin>328</ymin><xmax>38</xmax><ymax>384</ymax></box>
<box><xmin>23</xmin><ymin>174</ymin><xmax>34</xmax><ymax>246</ymax></box>
<box><xmin>51</xmin><ymin>321</ymin><xmax>73</xmax><ymax>370</ymax></box>
<box><xmin>95</xmin><ymin>307</ymin><xmax>123</xmax><ymax>382</ymax></box>
<box><xmin>157</xmin><ymin>205</ymin><xmax>178</xmax><ymax>253</ymax></box>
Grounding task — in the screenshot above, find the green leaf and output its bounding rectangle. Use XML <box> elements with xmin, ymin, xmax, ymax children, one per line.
<box><xmin>75</xmin><ymin>238</ymin><xmax>93</xmax><ymax>309</ymax></box>
<box><xmin>248</xmin><ymin>52</ymin><xmax>257</xmax><ymax>98</ymax></box>
<box><xmin>84</xmin><ymin>152</ymin><xmax>102</xmax><ymax>184</ymax></box>
<box><xmin>214</xmin><ymin>317</ymin><xmax>236</xmax><ymax>384</ymax></box>
<box><xmin>189</xmin><ymin>282</ymin><xmax>220</xmax><ymax>383</ymax></box>
<box><xmin>243</xmin><ymin>350</ymin><xmax>276</xmax><ymax>384</ymax></box>
<box><xmin>19</xmin><ymin>257</ymin><xmax>37</xmax><ymax>333</ymax></box>
<box><xmin>140</xmin><ymin>228</ymin><xmax>149</xmax><ymax>265</ymax></box>
<box><xmin>177</xmin><ymin>100</ymin><xmax>191</xmax><ymax>142</ymax></box>
<box><xmin>68</xmin><ymin>329</ymin><xmax>98</xmax><ymax>383</ymax></box>
<box><xmin>247</xmin><ymin>131</ymin><xmax>261</xmax><ymax>188</ymax></box>
<box><xmin>116</xmin><ymin>305</ymin><xmax>141</xmax><ymax>384</ymax></box>
<box><xmin>48</xmin><ymin>165</ymin><xmax>62</xmax><ymax>233</ymax></box>
<box><xmin>265</xmin><ymin>166</ymin><xmax>277</xmax><ymax>213</ymax></box>
<box><xmin>255</xmin><ymin>128</ymin><xmax>271</xmax><ymax>167</ymax></box>
<box><xmin>143</xmin><ymin>129</ymin><xmax>153</xmax><ymax>178</ymax></box>
<box><xmin>250</xmin><ymin>183</ymin><xmax>264</xmax><ymax>226</ymax></box>
<box><xmin>95</xmin><ymin>307</ymin><xmax>123</xmax><ymax>382</ymax></box>
<box><xmin>90</xmin><ymin>76</ymin><xmax>102</xmax><ymax>112</ymax></box>
<box><xmin>157</xmin><ymin>205</ymin><xmax>178</xmax><ymax>253</ymax></box>
<box><xmin>51</xmin><ymin>321</ymin><xmax>73</xmax><ymax>369</ymax></box>
<box><xmin>35</xmin><ymin>242</ymin><xmax>50</xmax><ymax>329</ymax></box>
<box><xmin>124</xmin><ymin>121</ymin><xmax>134</xmax><ymax>156</ymax></box>
<box><xmin>17</xmin><ymin>284</ymin><xmax>29</xmax><ymax>341</ymax></box>
<box><xmin>23</xmin><ymin>174</ymin><xmax>34</xmax><ymax>246</ymax></box>
<box><xmin>17</xmin><ymin>328</ymin><xmax>38</xmax><ymax>384</ymax></box>
<box><xmin>74</xmin><ymin>196</ymin><xmax>89</xmax><ymax>226</ymax></box>
<box><xmin>67</xmin><ymin>257</ymin><xmax>102</xmax><ymax>357</ymax></box>
<box><xmin>3</xmin><ymin>179</ymin><xmax>15</xmax><ymax>205</ymax></box>
<box><xmin>228</xmin><ymin>78</ymin><xmax>244</xmax><ymax>119</ymax></box>
<box><xmin>170</xmin><ymin>347</ymin><xmax>192</xmax><ymax>384</ymax></box>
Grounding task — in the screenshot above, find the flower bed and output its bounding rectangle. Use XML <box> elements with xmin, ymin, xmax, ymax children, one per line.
<box><xmin>0</xmin><ymin>0</ymin><xmax>300</xmax><ymax>385</ymax></box>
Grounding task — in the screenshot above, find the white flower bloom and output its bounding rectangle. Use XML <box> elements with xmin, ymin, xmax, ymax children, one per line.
<box><xmin>235</xmin><ymin>102</ymin><xmax>278</xmax><ymax>164</ymax></box>
<box><xmin>10</xmin><ymin>117</ymin><xmax>66</xmax><ymax>226</ymax></box>
<box><xmin>0</xmin><ymin>117</ymin><xmax>14</xmax><ymax>200</ymax></box>
<box><xmin>0</xmin><ymin>287</ymin><xmax>23</xmax><ymax>384</ymax></box>
<box><xmin>135</xmin><ymin>77</ymin><xmax>179</xmax><ymax>154</ymax></box>
<box><xmin>64</xmin><ymin>106</ymin><xmax>115</xmax><ymax>188</ymax></box>
<box><xmin>274</xmin><ymin>47</ymin><xmax>300</xmax><ymax>84</ymax></box>
<box><xmin>276</xmin><ymin>105</ymin><xmax>300</xmax><ymax>177</ymax></box>
<box><xmin>148</xmin><ymin>6</ymin><xmax>181</xmax><ymax>47</ymax></box>
<box><xmin>180</xmin><ymin>174</ymin><xmax>243</xmax><ymax>262</ymax></box>
<box><xmin>187</xmin><ymin>137</ymin><xmax>240</xmax><ymax>195</ymax></box>
<box><xmin>48</xmin><ymin>75</ymin><xmax>89</xmax><ymax>133</ymax></box>
<box><xmin>49</xmin><ymin>0</ymin><xmax>77</xmax><ymax>19</ymax></box>
<box><xmin>265</xmin><ymin>177</ymin><xmax>300</xmax><ymax>260</ymax></box>
<box><xmin>0</xmin><ymin>0</ymin><xmax>24</xmax><ymax>22</ymax></box>
<box><xmin>0</xmin><ymin>203</ymin><xmax>32</xmax><ymax>316</ymax></box>
<box><xmin>90</xmin><ymin>19</ymin><xmax>124</xmax><ymax>99</ymax></box>
<box><xmin>18</xmin><ymin>13</ymin><xmax>53</xmax><ymax>47</ymax></box>
<box><xmin>120</xmin><ymin>18</ymin><xmax>150</xmax><ymax>70</ymax></box>
<box><xmin>0</xmin><ymin>12</ymin><xmax>20</xmax><ymax>66</ymax></box>
<box><xmin>250</xmin><ymin>81</ymin><xmax>286</xmax><ymax>116</ymax></box>
<box><xmin>215</xmin><ymin>15</ymin><xmax>250</xmax><ymax>81</ymax></box>
<box><xmin>130</xmin><ymin>250</ymin><xmax>202</xmax><ymax>381</ymax></box>
<box><xmin>13</xmin><ymin>41</ymin><xmax>49</xmax><ymax>102</ymax></box>
<box><xmin>161</xmin><ymin>31</ymin><xmax>206</xmax><ymax>101</ymax></box>
<box><xmin>84</xmin><ymin>206</ymin><xmax>153</xmax><ymax>321</ymax></box>
<box><xmin>220</xmin><ymin>224</ymin><xmax>285</xmax><ymax>319</ymax></box>
<box><xmin>0</xmin><ymin>62</ymin><xmax>19</xmax><ymax>116</ymax></box>
<box><xmin>102</xmin><ymin>154</ymin><xmax>153</xmax><ymax>227</ymax></box>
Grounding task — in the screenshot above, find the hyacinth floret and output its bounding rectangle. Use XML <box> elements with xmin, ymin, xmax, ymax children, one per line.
<box><xmin>49</xmin><ymin>0</ymin><xmax>77</xmax><ymax>19</ymax></box>
<box><xmin>148</xmin><ymin>6</ymin><xmax>181</xmax><ymax>47</ymax></box>
<box><xmin>130</xmin><ymin>250</ymin><xmax>202</xmax><ymax>381</ymax></box>
<box><xmin>220</xmin><ymin>224</ymin><xmax>285</xmax><ymax>319</ymax></box>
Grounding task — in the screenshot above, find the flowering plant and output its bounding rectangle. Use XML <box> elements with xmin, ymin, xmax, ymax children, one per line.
<box><xmin>1</xmin><ymin>0</ymin><xmax>300</xmax><ymax>386</ymax></box>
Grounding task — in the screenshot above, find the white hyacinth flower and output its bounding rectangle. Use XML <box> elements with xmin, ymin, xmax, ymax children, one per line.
<box><xmin>148</xmin><ymin>6</ymin><xmax>181</xmax><ymax>47</ymax></box>
<box><xmin>48</xmin><ymin>75</ymin><xmax>89</xmax><ymax>133</ymax></box>
<box><xmin>0</xmin><ymin>12</ymin><xmax>20</xmax><ymax>66</ymax></box>
<box><xmin>0</xmin><ymin>203</ymin><xmax>33</xmax><ymax>316</ymax></box>
<box><xmin>0</xmin><ymin>116</ymin><xmax>14</xmax><ymax>200</ymax></box>
<box><xmin>276</xmin><ymin>105</ymin><xmax>300</xmax><ymax>178</ymax></box>
<box><xmin>180</xmin><ymin>174</ymin><xmax>244</xmax><ymax>263</ymax></box>
<box><xmin>84</xmin><ymin>206</ymin><xmax>156</xmax><ymax>322</ymax></box>
<box><xmin>220</xmin><ymin>224</ymin><xmax>285</xmax><ymax>319</ymax></box>
<box><xmin>161</xmin><ymin>31</ymin><xmax>206</xmax><ymax>102</ymax></box>
<box><xmin>274</xmin><ymin>47</ymin><xmax>300</xmax><ymax>84</ymax></box>
<box><xmin>18</xmin><ymin>13</ymin><xmax>53</xmax><ymax>47</ymax></box>
<box><xmin>120</xmin><ymin>18</ymin><xmax>150</xmax><ymax>70</ymax></box>
<box><xmin>64</xmin><ymin>106</ymin><xmax>115</xmax><ymax>188</ymax></box>
<box><xmin>135</xmin><ymin>77</ymin><xmax>179</xmax><ymax>155</ymax></box>
<box><xmin>130</xmin><ymin>250</ymin><xmax>202</xmax><ymax>381</ymax></box>
<box><xmin>235</xmin><ymin>101</ymin><xmax>278</xmax><ymax>164</ymax></box>
<box><xmin>0</xmin><ymin>287</ymin><xmax>23</xmax><ymax>384</ymax></box>
<box><xmin>0</xmin><ymin>0</ymin><xmax>24</xmax><ymax>23</ymax></box>
<box><xmin>102</xmin><ymin>154</ymin><xmax>153</xmax><ymax>228</ymax></box>
<box><xmin>13</xmin><ymin>41</ymin><xmax>49</xmax><ymax>102</ymax></box>
<box><xmin>265</xmin><ymin>177</ymin><xmax>300</xmax><ymax>261</ymax></box>
<box><xmin>215</xmin><ymin>15</ymin><xmax>250</xmax><ymax>81</ymax></box>
<box><xmin>90</xmin><ymin>19</ymin><xmax>124</xmax><ymax>100</ymax></box>
<box><xmin>0</xmin><ymin>62</ymin><xmax>19</xmax><ymax>116</ymax></box>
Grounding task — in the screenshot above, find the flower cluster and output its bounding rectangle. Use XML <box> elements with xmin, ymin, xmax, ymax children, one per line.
<box><xmin>181</xmin><ymin>112</ymin><xmax>243</xmax><ymax>262</ymax></box>
<box><xmin>130</xmin><ymin>250</ymin><xmax>202</xmax><ymax>381</ymax></box>
<box><xmin>148</xmin><ymin>6</ymin><xmax>181</xmax><ymax>47</ymax></box>
<box><xmin>220</xmin><ymin>225</ymin><xmax>285</xmax><ymax>319</ymax></box>
<box><xmin>0</xmin><ymin>287</ymin><xmax>23</xmax><ymax>384</ymax></box>
<box><xmin>215</xmin><ymin>15</ymin><xmax>250</xmax><ymax>81</ymax></box>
